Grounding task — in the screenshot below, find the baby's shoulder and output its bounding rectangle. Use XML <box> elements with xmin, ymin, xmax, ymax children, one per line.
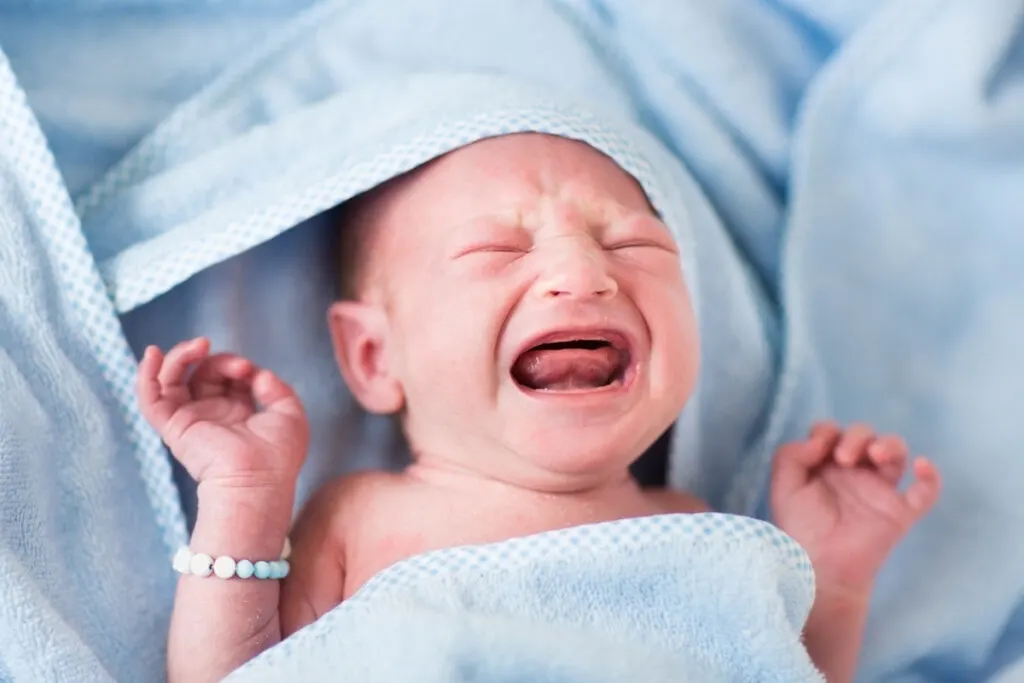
<box><xmin>643</xmin><ymin>486</ymin><xmax>712</xmax><ymax>514</ymax></box>
<box><xmin>293</xmin><ymin>470</ymin><xmax>404</xmax><ymax>530</ymax></box>
<box><xmin>307</xmin><ymin>469</ymin><xmax>408</xmax><ymax>514</ymax></box>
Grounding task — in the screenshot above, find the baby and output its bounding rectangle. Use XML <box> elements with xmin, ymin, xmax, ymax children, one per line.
<box><xmin>137</xmin><ymin>133</ymin><xmax>941</xmax><ymax>683</ymax></box>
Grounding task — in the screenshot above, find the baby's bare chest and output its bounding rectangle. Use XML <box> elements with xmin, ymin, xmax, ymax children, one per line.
<box><xmin>337</xmin><ymin>485</ymin><xmax>679</xmax><ymax>599</ymax></box>
<box><xmin>339</xmin><ymin>501</ymin><xmax>551</xmax><ymax>597</ymax></box>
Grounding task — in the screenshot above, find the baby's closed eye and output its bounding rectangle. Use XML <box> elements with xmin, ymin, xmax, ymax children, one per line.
<box><xmin>602</xmin><ymin>216</ymin><xmax>679</xmax><ymax>256</ymax></box>
<box><xmin>449</xmin><ymin>221</ymin><xmax>532</xmax><ymax>258</ymax></box>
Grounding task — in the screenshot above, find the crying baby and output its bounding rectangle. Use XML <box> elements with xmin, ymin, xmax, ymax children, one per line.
<box><xmin>137</xmin><ymin>132</ymin><xmax>940</xmax><ymax>683</ymax></box>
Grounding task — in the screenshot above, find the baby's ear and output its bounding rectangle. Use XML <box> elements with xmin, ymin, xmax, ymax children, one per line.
<box><xmin>327</xmin><ymin>301</ymin><xmax>404</xmax><ymax>414</ymax></box>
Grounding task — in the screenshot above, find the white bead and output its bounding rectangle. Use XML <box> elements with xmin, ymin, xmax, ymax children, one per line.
<box><xmin>189</xmin><ymin>553</ymin><xmax>214</xmax><ymax>577</ymax></box>
<box><xmin>281</xmin><ymin>537</ymin><xmax>292</xmax><ymax>560</ymax></box>
<box><xmin>172</xmin><ymin>547</ymin><xmax>192</xmax><ymax>574</ymax></box>
<box><xmin>213</xmin><ymin>556</ymin><xmax>237</xmax><ymax>579</ymax></box>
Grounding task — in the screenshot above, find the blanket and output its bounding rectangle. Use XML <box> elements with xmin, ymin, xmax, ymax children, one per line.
<box><xmin>0</xmin><ymin>0</ymin><xmax>1021</xmax><ymax>680</ymax></box>
<box><xmin>226</xmin><ymin>514</ymin><xmax>823</xmax><ymax>683</ymax></box>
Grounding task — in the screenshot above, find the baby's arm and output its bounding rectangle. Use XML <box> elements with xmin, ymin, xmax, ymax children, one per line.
<box><xmin>137</xmin><ymin>339</ymin><xmax>313</xmax><ymax>682</ymax></box>
<box><xmin>801</xmin><ymin>588</ymin><xmax>871</xmax><ymax>683</ymax></box>
<box><xmin>279</xmin><ymin>479</ymin><xmax>349</xmax><ymax>636</ymax></box>
<box><xmin>172</xmin><ymin>465</ymin><xmax>347</xmax><ymax>678</ymax></box>
<box><xmin>168</xmin><ymin>483</ymin><xmax>295</xmax><ymax>681</ymax></box>
<box><xmin>772</xmin><ymin>422</ymin><xmax>941</xmax><ymax>683</ymax></box>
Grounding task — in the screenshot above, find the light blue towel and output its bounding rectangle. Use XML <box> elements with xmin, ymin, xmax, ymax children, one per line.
<box><xmin>0</xmin><ymin>0</ymin><xmax>1021</xmax><ymax>681</ymax></box>
<box><xmin>226</xmin><ymin>514</ymin><xmax>822</xmax><ymax>683</ymax></box>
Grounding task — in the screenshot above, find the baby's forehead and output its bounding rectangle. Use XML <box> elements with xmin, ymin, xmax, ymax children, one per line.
<box><xmin>339</xmin><ymin>133</ymin><xmax>655</xmax><ymax>284</ymax></box>
<box><xmin>379</xmin><ymin>134</ymin><xmax>651</xmax><ymax>229</ymax></box>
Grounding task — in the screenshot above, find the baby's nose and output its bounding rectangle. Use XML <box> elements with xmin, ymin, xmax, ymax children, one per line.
<box><xmin>533</xmin><ymin>237</ymin><xmax>618</xmax><ymax>301</ymax></box>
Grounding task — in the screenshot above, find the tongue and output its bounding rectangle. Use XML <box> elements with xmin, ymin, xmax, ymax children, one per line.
<box><xmin>513</xmin><ymin>347</ymin><xmax>620</xmax><ymax>391</ymax></box>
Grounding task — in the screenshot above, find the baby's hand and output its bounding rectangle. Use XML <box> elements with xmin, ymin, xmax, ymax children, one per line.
<box><xmin>771</xmin><ymin>421</ymin><xmax>941</xmax><ymax>596</ymax></box>
<box><xmin>136</xmin><ymin>337</ymin><xmax>309</xmax><ymax>490</ymax></box>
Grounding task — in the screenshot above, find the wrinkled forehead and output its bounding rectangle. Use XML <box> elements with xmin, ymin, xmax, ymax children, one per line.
<box><xmin>375</xmin><ymin>132</ymin><xmax>656</xmax><ymax>237</ymax></box>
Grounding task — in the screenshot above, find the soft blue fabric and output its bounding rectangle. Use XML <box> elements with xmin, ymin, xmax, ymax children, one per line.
<box><xmin>0</xmin><ymin>4</ymin><xmax>312</xmax><ymax>198</ymax></box>
<box><xmin>0</xmin><ymin>0</ymin><xmax>1021</xmax><ymax>681</ymax></box>
<box><xmin>227</xmin><ymin>514</ymin><xmax>822</xmax><ymax>683</ymax></box>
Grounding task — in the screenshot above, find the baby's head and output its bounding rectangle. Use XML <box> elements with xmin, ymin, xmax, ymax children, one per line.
<box><xmin>329</xmin><ymin>133</ymin><xmax>699</xmax><ymax>492</ymax></box>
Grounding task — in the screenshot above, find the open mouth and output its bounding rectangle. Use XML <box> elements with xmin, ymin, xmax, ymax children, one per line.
<box><xmin>511</xmin><ymin>335</ymin><xmax>630</xmax><ymax>392</ymax></box>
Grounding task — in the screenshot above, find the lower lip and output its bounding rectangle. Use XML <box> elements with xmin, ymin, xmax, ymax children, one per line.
<box><xmin>512</xmin><ymin>359</ymin><xmax>638</xmax><ymax>400</ymax></box>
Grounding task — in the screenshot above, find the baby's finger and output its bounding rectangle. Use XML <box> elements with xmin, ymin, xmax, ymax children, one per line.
<box><xmin>771</xmin><ymin>438</ymin><xmax>832</xmax><ymax>502</ymax></box>
<box><xmin>227</xmin><ymin>377</ymin><xmax>259</xmax><ymax>406</ymax></box>
<box><xmin>136</xmin><ymin>346</ymin><xmax>163</xmax><ymax>404</ymax></box>
<box><xmin>157</xmin><ymin>337</ymin><xmax>210</xmax><ymax>389</ymax></box>
<box><xmin>903</xmin><ymin>457</ymin><xmax>942</xmax><ymax>518</ymax></box>
<box><xmin>189</xmin><ymin>354</ymin><xmax>255</xmax><ymax>399</ymax></box>
<box><xmin>834</xmin><ymin>423</ymin><xmax>875</xmax><ymax>466</ymax></box>
<box><xmin>251</xmin><ymin>369</ymin><xmax>306</xmax><ymax>420</ymax></box>
<box><xmin>867</xmin><ymin>434</ymin><xmax>908</xmax><ymax>484</ymax></box>
<box><xmin>137</xmin><ymin>346</ymin><xmax>176</xmax><ymax>429</ymax></box>
<box><xmin>808</xmin><ymin>421</ymin><xmax>843</xmax><ymax>454</ymax></box>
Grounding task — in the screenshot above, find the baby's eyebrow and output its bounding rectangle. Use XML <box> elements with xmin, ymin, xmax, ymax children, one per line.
<box><xmin>586</xmin><ymin>198</ymin><xmax>647</xmax><ymax>226</ymax></box>
<box><xmin>443</xmin><ymin>214</ymin><xmax>532</xmax><ymax>256</ymax></box>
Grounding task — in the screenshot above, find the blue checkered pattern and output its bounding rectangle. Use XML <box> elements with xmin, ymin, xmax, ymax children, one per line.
<box><xmin>230</xmin><ymin>512</ymin><xmax>820</xmax><ymax>682</ymax></box>
<box><xmin>0</xmin><ymin>51</ymin><xmax>188</xmax><ymax>554</ymax></box>
<box><xmin>95</xmin><ymin>105</ymin><xmax>692</xmax><ymax>317</ymax></box>
<box><xmin>5</xmin><ymin>0</ymin><xmax>1024</xmax><ymax>679</ymax></box>
<box><xmin>348</xmin><ymin>512</ymin><xmax>813</xmax><ymax>610</ymax></box>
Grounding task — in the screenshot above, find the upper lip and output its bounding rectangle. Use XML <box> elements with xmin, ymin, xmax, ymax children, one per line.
<box><xmin>511</xmin><ymin>325</ymin><xmax>634</xmax><ymax>364</ymax></box>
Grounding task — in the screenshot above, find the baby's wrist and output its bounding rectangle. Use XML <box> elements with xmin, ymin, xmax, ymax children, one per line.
<box><xmin>807</xmin><ymin>549</ymin><xmax>883</xmax><ymax>604</ymax></box>
<box><xmin>196</xmin><ymin>471</ymin><xmax>298</xmax><ymax>500</ymax></box>
<box><xmin>813</xmin><ymin>579</ymin><xmax>873</xmax><ymax>611</ymax></box>
<box><xmin>189</xmin><ymin>481</ymin><xmax>297</xmax><ymax>560</ymax></box>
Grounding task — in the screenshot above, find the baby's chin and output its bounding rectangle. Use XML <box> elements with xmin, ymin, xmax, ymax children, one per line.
<box><xmin>504</xmin><ymin>424</ymin><xmax>657</xmax><ymax>485</ymax></box>
<box><xmin>503</xmin><ymin>382</ymin><xmax>679</xmax><ymax>450</ymax></box>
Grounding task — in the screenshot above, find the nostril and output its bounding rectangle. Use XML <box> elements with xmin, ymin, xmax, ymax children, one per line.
<box><xmin>543</xmin><ymin>286</ymin><xmax>613</xmax><ymax>300</ymax></box>
<box><xmin>537</xmin><ymin>262</ymin><xmax>617</xmax><ymax>299</ymax></box>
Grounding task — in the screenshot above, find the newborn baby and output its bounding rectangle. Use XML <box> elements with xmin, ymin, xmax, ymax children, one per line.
<box><xmin>137</xmin><ymin>133</ymin><xmax>941</xmax><ymax>683</ymax></box>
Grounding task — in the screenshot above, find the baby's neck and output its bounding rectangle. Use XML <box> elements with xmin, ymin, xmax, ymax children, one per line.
<box><xmin>407</xmin><ymin>456</ymin><xmax>635</xmax><ymax>493</ymax></box>
<box><xmin>403</xmin><ymin>459</ymin><xmax>654</xmax><ymax>527</ymax></box>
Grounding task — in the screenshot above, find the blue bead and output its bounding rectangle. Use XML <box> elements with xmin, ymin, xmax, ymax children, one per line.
<box><xmin>235</xmin><ymin>560</ymin><xmax>255</xmax><ymax>579</ymax></box>
<box><xmin>279</xmin><ymin>560</ymin><xmax>290</xmax><ymax>578</ymax></box>
<box><xmin>254</xmin><ymin>561</ymin><xmax>271</xmax><ymax>579</ymax></box>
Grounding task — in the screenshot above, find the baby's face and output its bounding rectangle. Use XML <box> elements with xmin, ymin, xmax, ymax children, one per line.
<box><xmin>336</xmin><ymin>133</ymin><xmax>698</xmax><ymax>491</ymax></box>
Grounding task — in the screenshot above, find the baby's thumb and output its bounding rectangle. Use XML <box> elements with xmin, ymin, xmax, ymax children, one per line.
<box><xmin>772</xmin><ymin>440</ymin><xmax>831</xmax><ymax>501</ymax></box>
<box><xmin>252</xmin><ymin>369</ymin><xmax>306</xmax><ymax>421</ymax></box>
<box><xmin>904</xmin><ymin>457</ymin><xmax>942</xmax><ymax>518</ymax></box>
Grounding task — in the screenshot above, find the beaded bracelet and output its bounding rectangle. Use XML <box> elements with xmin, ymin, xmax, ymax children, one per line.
<box><xmin>172</xmin><ymin>537</ymin><xmax>292</xmax><ymax>580</ymax></box>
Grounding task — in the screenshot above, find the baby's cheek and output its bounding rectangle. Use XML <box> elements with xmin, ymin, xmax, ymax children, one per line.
<box><xmin>403</xmin><ymin>338</ymin><xmax>479</xmax><ymax>399</ymax></box>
